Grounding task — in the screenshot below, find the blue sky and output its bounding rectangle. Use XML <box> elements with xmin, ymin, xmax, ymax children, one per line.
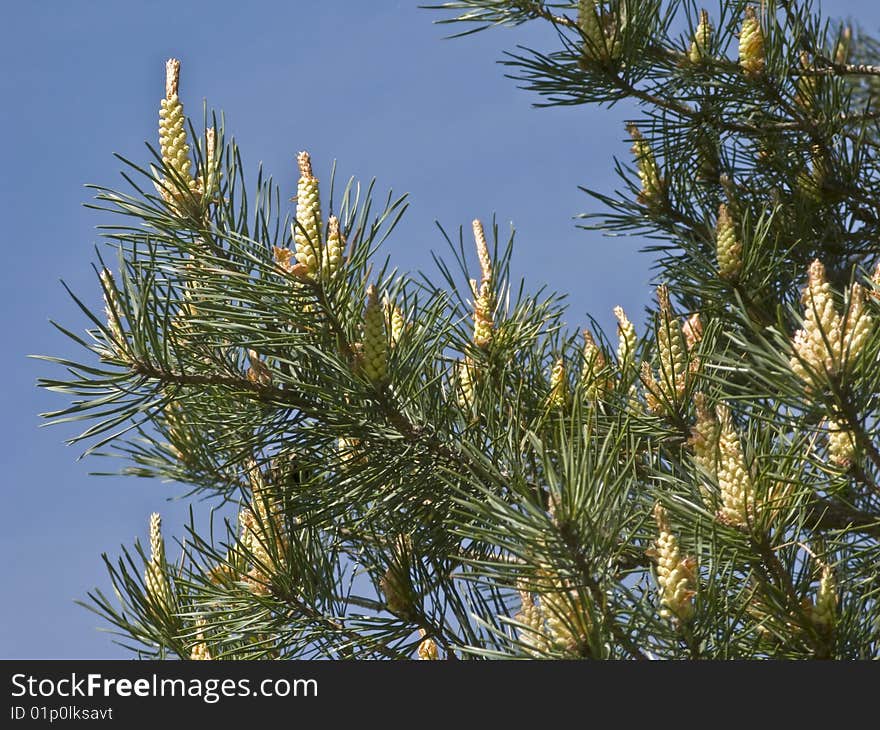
<box><xmin>2</xmin><ymin>1</ymin><xmax>878</xmax><ymax>658</ymax></box>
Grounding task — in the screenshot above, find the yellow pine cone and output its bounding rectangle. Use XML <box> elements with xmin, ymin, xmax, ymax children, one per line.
<box><xmin>324</xmin><ymin>215</ymin><xmax>344</xmax><ymax>277</ymax></box>
<box><xmin>715</xmin><ymin>404</ymin><xmax>755</xmax><ymax>529</ymax></box>
<box><xmin>238</xmin><ymin>466</ymin><xmax>288</xmax><ymax>597</ymax></box>
<box><xmin>144</xmin><ymin>513</ymin><xmax>174</xmax><ymax>611</ymax></box>
<box><xmin>385</xmin><ymin>296</ymin><xmax>406</xmax><ymax>348</ymax></box>
<box><xmin>628</xmin><ymin>124</ymin><xmax>665</xmax><ymax>206</ymax></box>
<box><xmin>811</xmin><ymin>563</ymin><xmax>838</xmax><ymax>630</ymax></box>
<box><xmin>656</xmin><ymin>284</ymin><xmax>689</xmax><ymax>403</ymax></box>
<box><xmin>871</xmin><ymin>262</ymin><xmax>880</xmax><ymax>301</ymax></box>
<box><xmin>520</xmin><ymin>568</ymin><xmax>592</xmax><ymax>656</ymax></box>
<box><xmin>614</xmin><ymin>305</ymin><xmax>637</xmax><ymax>368</ymax></box>
<box><xmin>294</xmin><ymin>151</ymin><xmax>322</xmax><ymax>279</ymax></box>
<box><xmin>790</xmin><ymin>260</ymin><xmax>843</xmax><ymax>383</ymax></box>
<box><xmin>580</xmin><ymin>329</ymin><xmax>609</xmax><ymax>399</ymax></box>
<box><xmin>842</xmin><ymin>283</ymin><xmax>873</xmax><ymax>361</ymax></box>
<box><xmin>578</xmin><ymin>0</ymin><xmax>604</xmax><ymax>61</ymax></box>
<box><xmin>689</xmin><ymin>9</ymin><xmax>713</xmax><ymax>63</ymax></box>
<box><xmin>739</xmin><ymin>6</ymin><xmax>765</xmax><ymax>77</ymax></box>
<box><xmin>577</xmin><ymin>0</ymin><xmax>621</xmax><ymax>64</ymax></box>
<box><xmin>547</xmin><ymin>357</ymin><xmax>569</xmax><ymax>410</ymax></box>
<box><xmin>827</xmin><ymin>418</ymin><xmax>856</xmax><ymax>467</ymax></box>
<box><xmin>473</xmin><ymin>279</ymin><xmax>494</xmax><ymax>348</ymax></box>
<box><xmin>190</xmin><ymin>617</ymin><xmax>213</xmax><ymax>661</ymax></box>
<box><xmin>540</xmin><ymin>578</ymin><xmax>592</xmax><ymax>656</ymax></box>
<box><xmin>689</xmin><ymin>393</ymin><xmax>719</xmax><ymax>480</ymax></box>
<box><xmin>514</xmin><ymin>588</ymin><xmax>550</xmax><ymax>656</ymax></box>
<box><xmin>652</xmin><ymin>504</ymin><xmax>696</xmax><ymax>622</ymax></box>
<box><xmin>715</xmin><ymin>203</ymin><xmax>742</xmax><ymax>280</ymax></box>
<box><xmin>158</xmin><ymin>59</ymin><xmax>196</xmax><ymax>202</ymax></box>
<box><xmin>416</xmin><ymin>629</ymin><xmax>439</xmax><ymax>660</ymax></box>
<box><xmin>362</xmin><ymin>286</ymin><xmax>388</xmax><ymax>383</ymax></box>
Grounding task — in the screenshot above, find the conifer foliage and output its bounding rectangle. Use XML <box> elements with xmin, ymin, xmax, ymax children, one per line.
<box><xmin>40</xmin><ymin>1</ymin><xmax>880</xmax><ymax>658</ymax></box>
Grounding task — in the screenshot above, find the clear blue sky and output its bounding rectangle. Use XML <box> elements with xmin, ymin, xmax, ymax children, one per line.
<box><xmin>2</xmin><ymin>1</ymin><xmax>878</xmax><ymax>658</ymax></box>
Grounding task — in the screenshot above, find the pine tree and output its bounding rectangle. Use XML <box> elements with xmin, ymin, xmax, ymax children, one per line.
<box><xmin>39</xmin><ymin>1</ymin><xmax>880</xmax><ymax>659</ymax></box>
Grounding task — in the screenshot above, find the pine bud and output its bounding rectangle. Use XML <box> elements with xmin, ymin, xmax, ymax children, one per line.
<box><xmin>337</xmin><ymin>436</ymin><xmax>362</xmax><ymax>465</ymax></box>
<box><xmin>242</xmin><ymin>464</ymin><xmax>289</xmax><ymax>597</ymax></box>
<box><xmin>324</xmin><ymin>215</ymin><xmax>344</xmax><ymax>278</ymax></box>
<box><xmin>190</xmin><ymin>617</ymin><xmax>213</xmax><ymax>661</ymax></box>
<box><xmin>456</xmin><ymin>357</ymin><xmax>476</xmax><ymax>412</ymax></box>
<box><xmin>827</xmin><ymin>418</ymin><xmax>856</xmax><ymax>467</ymax></box>
<box><xmin>834</xmin><ymin>26</ymin><xmax>852</xmax><ymax>66</ymax></box>
<box><xmin>614</xmin><ymin>305</ymin><xmax>637</xmax><ymax>369</ymax></box>
<box><xmin>246</xmin><ymin>349</ymin><xmax>273</xmax><ymax>386</ymax></box>
<box><xmin>715</xmin><ymin>404</ymin><xmax>755</xmax><ymax>529</ymax></box>
<box><xmin>198</xmin><ymin>126</ymin><xmax>219</xmax><ymax>202</ymax></box>
<box><xmin>689</xmin><ymin>9</ymin><xmax>713</xmax><ymax>63</ymax></box>
<box><xmin>164</xmin><ymin>402</ymin><xmax>201</xmax><ymax>464</ymax></box>
<box><xmin>144</xmin><ymin>513</ymin><xmax>174</xmax><ymax>611</ymax></box>
<box><xmin>656</xmin><ymin>284</ymin><xmax>689</xmax><ymax>404</ymax></box>
<box><xmin>695</xmin><ymin>124</ymin><xmax>720</xmax><ymax>183</ymax></box>
<box><xmin>790</xmin><ymin>260</ymin><xmax>843</xmax><ymax>383</ymax></box>
<box><xmin>380</xmin><ymin>536</ymin><xmax>417</xmax><ymax>620</ymax></box>
<box><xmin>739</xmin><ymin>6</ymin><xmax>765</xmax><ymax>77</ymax></box>
<box><xmin>842</xmin><ymin>283</ymin><xmax>873</xmax><ymax>362</ymax></box>
<box><xmin>158</xmin><ymin>59</ymin><xmax>196</xmax><ymax>202</ymax></box>
<box><xmin>811</xmin><ymin>563</ymin><xmax>838</xmax><ymax>630</ymax></box>
<box><xmin>473</xmin><ymin>279</ymin><xmax>495</xmax><ymax>348</ymax></box>
<box><xmin>641</xmin><ymin>360</ymin><xmax>663</xmax><ymax>415</ymax></box>
<box><xmin>362</xmin><ymin>286</ymin><xmax>388</xmax><ymax>383</ymax></box>
<box><xmin>795</xmin><ymin>146</ymin><xmax>828</xmax><ymax>204</ymax></box>
<box><xmin>472</xmin><ymin>219</ymin><xmax>492</xmax><ymax>285</ymax></box>
<box><xmin>149</xmin><ymin>512</ymin><xmax>164</xmax><ymax>567</ymax></box>
<box><xmin>794</xmin><ymin>51</ymin><xmax>819</xmax><ymax>112</ymax></box>
<box><xmin>580</xmin><ymin>329</ymin><xmax>608</xmax><ymax>399</ymax></box>
<box><xmin>548</xmin><ymin>357</ymin><xmax>569</xmax><ymax>410</ymax></box>
<box><xmin>628</xmin><ymin>124</ymin><xmax>665</xmax><ymax>206</ymax></box>
<box><xmin>683</xmin><ymin>312</ymin><xmax>703</xmax><ymax>351</ymax></box>
<box><xmin>99</xmin><ymin>268</ymin><xmax>126</xmax><ymax>354</ymax></box>
<box><xmin>239</xmin><ymin>507</ymin><xmax>272</xmax><ymax>596</ymax></box>
<box><xmin>652</xmin><ymin>504</ymin><xmax>696</xmax><ymax>622</ymax></box>
<box><xmin>715</xmin><ymin>203</ymin><xmax>742</xmax><ymax>281</ymax></box>
<box><xmin>293</xmin><ymin>151</ymin><xmax>322</xmax><ymax>279</ymax></box>
<box><xmin>417</xmin><ymin>629</ymin><xmax>439</xmax><ymax>660</ymax></box>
